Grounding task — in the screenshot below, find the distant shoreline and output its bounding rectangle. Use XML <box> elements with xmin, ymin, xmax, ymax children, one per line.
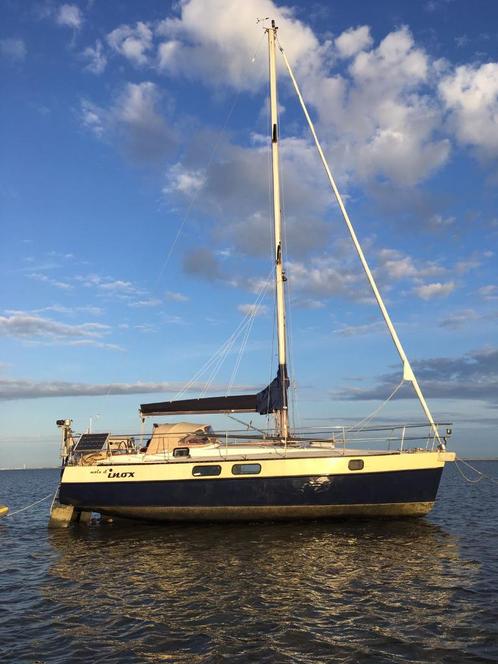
<box><xmin>0</xmin><ymin>467</ymin><xmax>59</xmax><ymax>471</ymax></box>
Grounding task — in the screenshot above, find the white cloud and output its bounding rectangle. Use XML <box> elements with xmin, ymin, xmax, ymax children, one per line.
<box><xmin>237</xmin><ymin>303</ymin><xmax>268</xmax><ymax>317</ymax></box>
<box><xmin>454</xmin><ymin>256</ymin><xmax>481</xmax><ymax>274</ymax></box>
<box><xmin>334</xmin><ymin>321</ymin><xmax>384</xmax><ymax>337</ymax></box>
<box><xmin>413</xmin><ymin>281</ymin><xmax>455</xmax><ymax>300</ymax></box>
<box><xmin>286</xmin><ymin>255</ymin><xmax>367</xmax><ymax>301</ymax></box>
<box><xmin>64</xmin><ymin>340</ymin><xmax>124</xmax><ymax>351</ymax></box>
<box><xmin>165</xmin><ymin>132</ymin><xmax>332</xmax><ymax>257</ymax></box>
<box><xmin>292</xmin><ymin>298</ymin><xmax>325</xmax><ymax>310</ymax></box>
<box><xmin>164</xmin><ymin>163</ymin><xmax>206</xmax><ymax>196</ymax></box>
<box><xmin>183</xmin><ymin>247</ymin><xmax>224</xmax><ymax>281</ymax></box>
<box><xmin>82</xmin><ymin>40</ymin><xmax>107</xmax><ymax>74</ymax></box>
<box><xmin>156</xmin><ymin>0</ymin><xmax>321</xmax><ymax>91</ymax></box>
<box><xmin>0</xmin><ymin>312</ymin><xmax>110</xmax><ymax>344</ymax></box>
<box><xmin>439</xmin><ymin>309</ymin><xmax>479</xmax><ymax>329</ymax></box>
<box><xmin>0</xmin><ymin>378</ymin><xmax>256</xmax><ymax>401</ymax></box>
<box><xmin>428</xmin><ymin>213</ymin><xmax>456</xmax><ymax>228</ymax></box>
<box><xmin>478</xmin><ymin>285</ymin><xmax>498</xmax><ymax>301</ymax></box>
<box><xmin>99</xmin><ymin>279</ymin><xmax>139</xmax><ymax>294</ymax></box>
<box><xmin>335</xmin><ymin>347</ymin><xmax>498</xmax><ymax>404</ymax></box>
<box><xmin>107</xmin><ymin>22</ymin><xmax>153</xmax><ymax>66</ymax></box>
<box><xmin>95</xmin><ymin>0</ymin><xmax>498</xmax><ymax>188</ymax></box>
<box><xmin>56</xmin><ymin>4</ymin><xmax>83</xmax><ymax>29</ymax></box>
<box><xmin>163</xmin><ymin>315</ymin><xmax>185</xmax><ymax>325</ymax></box>
<box><xmin>49</xmin><ymin>304</ymin><xmax>104</xmax><ymax>316</ymax></box>
<box><xmin>75</xmin><ymin>273</ymin><xmax>150</xmax><ymax>301</ymax></box>
<box><xmin>166</xmin><ymin>291</ymin><xmax>189</xmax><ymax>302</ymax></box>
<box><xmin>134</xmin><ymin>323</ymin><xmax>157</xmax><ymax>333</ymax></box>
<box><xmin>27</xmin><ymin>272</ymin><xmax>73</xmax><ymax>290</ymax></box>
<box><xmin>153</xmin><ymin>2</ymin><xmax>449</xmax><ymax>185</ymax></box>
<box><xmin>439</xmin><ymin>63</ymin><xmax>498</xmax><ymax>159</ymax></box>
<box><xmin>282</xmin><ymin>243</ymin><xmax>451</xmax><ymax>304</ymax></box>
<box><xmin>0</xmin><ymin>38</ymin><xmax>26</xmax><ymax>61</ymax></box>
<box><xmin>81</xmin><ymin>99</ymin><xmax>105</xmax><ymax>137</ymax></box>
<box><xmin>376</xmin><ymin>248</ymin><xmax>445</xmax><ymax>280</ymax></box>
<box><xmin>128</xmin><ymin>298</ymin><xmax>162</xmax><ymax>308</ymax></box>
<box><xmin>306</xmin><ymin>27</ymin><xmax>450</xmax><ymax>185</ymax></box>
<box><xmin>81</xmin><ymin>82</ymin><xmax>177</xmax><ymax>164</ymax></box>
<box><xmin>335</xmin><ymin>26</ymin><xmax>372</xmax><ymax>59</ymax></box>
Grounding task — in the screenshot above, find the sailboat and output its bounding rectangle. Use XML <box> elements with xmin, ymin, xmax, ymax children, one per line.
<box><xmin>50</xmin><ymin>21</ymin><xmax>455</xmax><ymax>527</ymax></box>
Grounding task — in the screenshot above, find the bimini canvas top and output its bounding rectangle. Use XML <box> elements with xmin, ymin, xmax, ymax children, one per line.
<box><xmin>145</xmin><ymin>422</ymin><xmax>212</xmax><ymax>455</ymax></box>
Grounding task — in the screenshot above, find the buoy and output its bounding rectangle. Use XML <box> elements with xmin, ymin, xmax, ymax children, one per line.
<box><xmin>0</xmin><ymin>505</ymin><xmax>9</xmax><ymax>518</ymax></box>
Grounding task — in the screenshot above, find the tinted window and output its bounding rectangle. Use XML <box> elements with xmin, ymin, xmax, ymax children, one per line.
<box><xmin>192</xmin><ymin>465</ymin><xmax>221</xmax><ymax>477</ymax></box>
<box><xmin>232</xmin><ymin>463</ymin><xmax>262</xmax><ymax>475</ymax></box>
<box><xmin>348</xmin><ymin>459</ymin><xmax>364</xmax><ymax>471</ymax></box>
<box><xmin>173</xmin><ymin>447</ymin><xmax>190</xmax><ymax>458</ymax></box>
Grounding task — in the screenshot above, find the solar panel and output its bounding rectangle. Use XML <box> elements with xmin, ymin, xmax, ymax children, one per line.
<box><xmin>73</xmin><ymin>432</ymin><xmax>110</xmax><ymax>453</ymax></box>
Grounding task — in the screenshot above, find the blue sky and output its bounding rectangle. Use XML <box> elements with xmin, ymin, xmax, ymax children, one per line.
<box><xmin>1</xmin><ymin>0</ymin><xmax>498</xmax><ymax>466</ymax></box>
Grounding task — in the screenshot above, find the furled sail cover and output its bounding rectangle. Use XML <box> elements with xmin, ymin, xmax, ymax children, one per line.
<box><xmin>140</xmin><ymin>367</ymin><xmax>289</xmax><ymax>417</ymax></box>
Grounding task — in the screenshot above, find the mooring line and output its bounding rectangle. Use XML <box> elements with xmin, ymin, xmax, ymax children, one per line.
<box><xmin>3</xmin><ymin>493</ymin><xmax>53</xmax><ymax>518</ymax></box>
<box><xmin>455</xmin><ymin>457</ymin><xmax>498</xmax><ymax>486</ymax></box>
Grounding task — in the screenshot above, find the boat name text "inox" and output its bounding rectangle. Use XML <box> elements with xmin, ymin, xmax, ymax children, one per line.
<box><xmin>107</xmin><ymin>469</ymin><xmax>135</xmax><ymax>478</ymax></box>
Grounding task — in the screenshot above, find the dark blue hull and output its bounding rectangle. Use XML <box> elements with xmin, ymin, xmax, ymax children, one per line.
<box><xmin>59</xmin><ymin>467</ymin><xmax>444</xmax><ymax>520</ymax></box>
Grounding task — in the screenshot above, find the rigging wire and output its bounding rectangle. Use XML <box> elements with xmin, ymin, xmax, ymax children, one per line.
<box><xmin>173</xmin><ymin>317</ymin><xmax>253</xmax><ymax>400</ymax></box>
<box><xmin>155</xmin><ymin>32</ymin><xmax>268</xmax><ymax>289</ymax></box>
<box><xmin>200</xmin><ymin>271</ymin><xmax>271</xmax><ymax>397</ymax></box>
<box><xmin>155</xmin><ymin>101</ymin><xmax>238</xmax><ymax>288</ymax></box>
<box><xmin>169</xmin><ymin>270</ymin><xmax>270</xmax><ymax>400</ymax></box>
<box><xmin>226</xmin><ymin>270</ymin><xmax>273</xmax><ymax>395</ymax></box>
<box><xmin>275</xmin><ymin>35</ymin><xmax>442</xmax><ymax>448</ymax></box>
<box><xmin>227</xmin><ymin>305</ymin><xmax>259</xmax><ymax>395</ymax></box>
<box><xmin>161</xmin><ymin>35</ymin><xmax>273</xmax><ymax>405</ymax></box>
<box><xmin>173</xmin><ymin>274</ymin><xmax>272</xmax><ymax>400</ymax></box>
<box><xmin>345</xmin><ymin>379</ymin><xmax>406</xmax><ymax>432</ymax></box>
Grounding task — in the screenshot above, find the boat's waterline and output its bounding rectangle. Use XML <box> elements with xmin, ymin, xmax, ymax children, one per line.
<box><xmin>89</xmin><ymin>502</ymin><xmax>436</xmax><ymax>521</ymax></box>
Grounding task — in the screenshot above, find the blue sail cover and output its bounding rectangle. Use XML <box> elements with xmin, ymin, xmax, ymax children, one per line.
<box><xmin>256</xmin><ymin>365</ymin><xmax>289</xmax><ymax>415</ymax></box>
<box><xmin>140</xmin><ymin>366</ymin><xmax>289</xmax><ymax>417</ymax></box>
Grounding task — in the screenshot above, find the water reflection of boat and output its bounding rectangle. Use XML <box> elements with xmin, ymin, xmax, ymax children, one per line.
<box><xmin>50</xmin><ymin>20</ymin><xmax>455</xmax><ymax>527</ymax></box>
<box><xmin>44</xmin><ymin>519</ymin><xmax>472</xmax><ymax>661</ymax></box>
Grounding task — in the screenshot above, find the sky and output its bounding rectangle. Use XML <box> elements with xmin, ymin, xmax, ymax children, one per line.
<box><xmin>1</xmin><ymin>0</ymin><xmax>498</xmax><ymax>466</ymax></box>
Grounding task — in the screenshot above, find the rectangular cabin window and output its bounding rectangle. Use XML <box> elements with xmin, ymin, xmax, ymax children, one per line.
<box><xmin>173</xmin><ymin>447</ymin><xmax>190</xmax><ymax>458</ymax></box>
<box><xmin>192</xmin><ymin>465</ymin><xmax>221</xmax><ymax>477</ymax></box>
<box><xmin>232</xmin><ymin>463</ymin><xmax>262</xmax><ymax>475</ymax></box>
<box><xmin>348</xmin><ymin>459</ymin><xmax>364</xmax><ymax>471</ymax></box>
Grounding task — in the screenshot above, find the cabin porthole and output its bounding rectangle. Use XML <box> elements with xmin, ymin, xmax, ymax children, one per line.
<box><xmin>192</xmin><ymin>465</ymin><xmax>222</xmax><ymax>477</ymax></box>
<box><xmin>348</xmin><ymin>459</ymin><xmax>364</xmax><ymax>471</ymax></box>
<box><xmin>232</xmin><ymin>463</ymin><xmax>262</xmax><ymax>475</ymax></box>
<box><xmin>172</xmin><ymin>447</ymin><xmax>190</xmax><ymax>458</ymax></box>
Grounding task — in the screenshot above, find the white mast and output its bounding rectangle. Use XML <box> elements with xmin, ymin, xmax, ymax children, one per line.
<box><xmin>267</xmin><ymin>21</ymin><xmax>289</xmax><ymax>440</ymax></box>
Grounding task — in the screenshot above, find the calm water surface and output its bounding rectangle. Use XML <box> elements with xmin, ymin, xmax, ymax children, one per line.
<box><xmin>0</xmin><ymin>464</ymin><xmax>497</xmax><ymax>663</ymax></box>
